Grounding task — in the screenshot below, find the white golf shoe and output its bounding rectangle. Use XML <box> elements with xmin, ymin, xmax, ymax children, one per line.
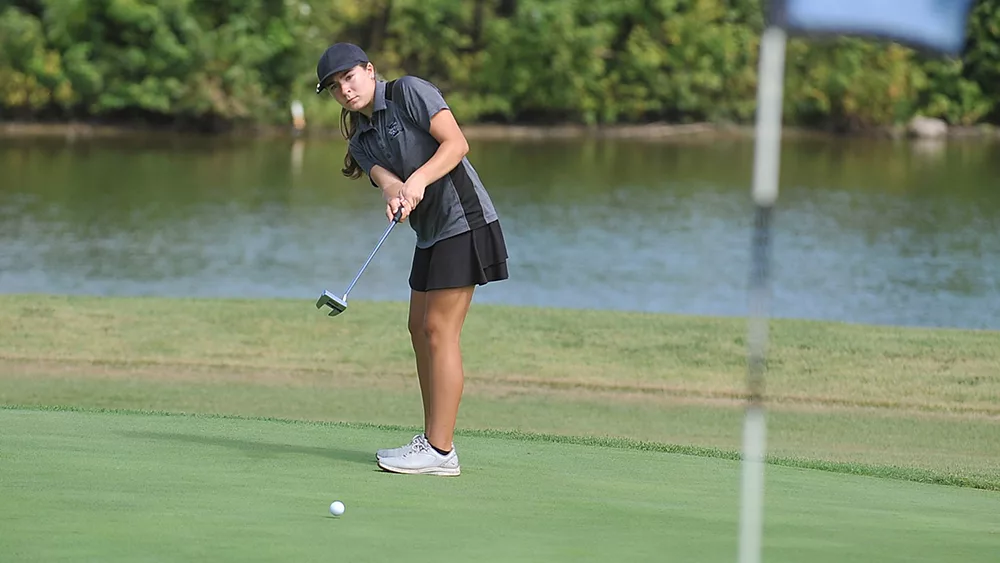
<box><xmin>376</xmin><ymin>433</ymin><xmax>454</xmax><ymax>461</ymax></box>
<box><xmin>375</xmin><ymin>434</ymin><xmax>423</xmax><ymax>461</ymax></box>
<box><xmin>377</xmin><ymin>434</ymin><xmax>461</xmax><ymax>476</ymax></box>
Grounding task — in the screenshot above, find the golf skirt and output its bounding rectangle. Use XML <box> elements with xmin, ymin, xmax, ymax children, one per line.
<box><xmin>409</xmin><ymin>220</ymin><xmax>509</xmax><ymax>292</ymax></box>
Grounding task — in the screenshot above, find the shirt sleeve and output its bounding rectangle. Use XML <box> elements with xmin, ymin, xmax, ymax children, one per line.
<box><xmin>348</xmin><ymin>138</ymin><xmax>380</xmax><ymax>188</ymax></box>
<box><xmin>392</xmin><ymin>75</ymin><xmax>450</xmax><ymax>132</ymax></box>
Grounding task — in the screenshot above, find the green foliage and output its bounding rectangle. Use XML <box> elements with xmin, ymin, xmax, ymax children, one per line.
<box><xmin>782</xmin><ymin>38</ymin><xmax>925</xmax><ymax>131</ymax></box>
<box><xmin>473</xmin><ymin>0</ymin><xmax>616</xmax><ymax>124</ymax></box>
<box><xmin>953</xmin><ymin>0</ymin><xmax>1000</xmax><ymax>122</ymax></box>
<box><xmin>619</xmin><ymin>0</ymin><xmax>763</xmax><ymax>123</ymax></box>
<box><xmin>0</xmin><ymin>0</ymin><xmax>308</xmax><ymax>126</ymax></box>
<box><xmin>1</xmin><ymin>0</ymin><xmax>998</xmax><ymax>129</ymax></box>
<box><xmin>0</xmin><ymin>6</ymin><xmax>71</xmax><ymax>113</ymax></box>
<box><xmin>918</xmin><ymin>58</ymin><xmax>992</xmax><ymax>126</ymax></box>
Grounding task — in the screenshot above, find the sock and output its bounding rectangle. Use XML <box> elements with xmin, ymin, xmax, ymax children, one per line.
<box><xmin>427</xmin><ymin>439</ymin><xmax>451</xmax><ymax>456</ymax></box>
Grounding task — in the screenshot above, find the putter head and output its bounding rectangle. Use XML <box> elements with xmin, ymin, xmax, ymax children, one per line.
<box><xmin>315</xmin><ymin>290</ymin><xmax>348</xmax><ymax>316</ymax></box>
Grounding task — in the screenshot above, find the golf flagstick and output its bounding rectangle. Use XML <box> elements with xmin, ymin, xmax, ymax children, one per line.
<box><xmin>740</xmin><ymin>4</ymin><xmax>974</xmax><ymax>562</ymax></box>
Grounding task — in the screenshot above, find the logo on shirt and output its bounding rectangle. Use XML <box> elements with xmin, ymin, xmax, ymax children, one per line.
<box><xmin>387</xmin><ymin>119</ymin><xmax>402</xmax><ymax>139</ymax></box>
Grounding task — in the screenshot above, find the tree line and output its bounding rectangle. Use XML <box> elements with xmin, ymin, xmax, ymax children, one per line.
<box><xmin>1</xmin><ymin>0</ymin><xmax>997</xmax><ymax>132</ymax></box>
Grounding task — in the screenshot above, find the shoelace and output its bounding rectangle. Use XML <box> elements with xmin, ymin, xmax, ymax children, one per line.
<box><xmin>402</xmin><ymin>437</ymin><xmax>432</xmax><ymax>458</ymax></box>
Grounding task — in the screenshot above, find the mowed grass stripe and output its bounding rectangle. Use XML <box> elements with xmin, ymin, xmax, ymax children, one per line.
<box><xmin>2</xmin><ymin>294</ymin><xmax>999</xmax><ymax>412</ymax></box>
<box><xmin>2</xmin><ymin>409</ymin><xmax>998</xmax><ymax>563</ymax></box>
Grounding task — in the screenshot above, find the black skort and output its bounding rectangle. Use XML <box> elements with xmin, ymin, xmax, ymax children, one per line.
<box><xmin>409</xmin><ymin>220</ymin><xmax>509</xmax><ymax>292</ymax></box>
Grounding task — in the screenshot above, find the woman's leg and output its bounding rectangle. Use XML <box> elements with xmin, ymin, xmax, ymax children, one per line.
<box><xmin>407</xmin><ymin>290</ymin><xmax>432</xmax><ymax>432</ymax></box>
<box><xmin>375</xmin><ymin>292</ymin><xmax>438</xmax><ymax>461</ymax></box>
<box><xmin>421</xmin><ymin>285</ymin><xmax>475</xmax><ymax>452</ymax></box>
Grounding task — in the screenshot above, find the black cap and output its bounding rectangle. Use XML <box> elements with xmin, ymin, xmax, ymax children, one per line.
<box><xmin>316</xmin><ymin>43</ymin><xmax>369</xmax><ymax>94</ymax></box>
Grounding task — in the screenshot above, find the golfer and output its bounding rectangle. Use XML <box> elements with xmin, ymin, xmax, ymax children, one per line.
<box><xmin>316</xmin><ymin>43</ymin><xmax>509</xmax><ymax>476</ymax></box>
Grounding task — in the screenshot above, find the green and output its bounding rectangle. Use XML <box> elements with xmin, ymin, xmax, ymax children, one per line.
<box><xmin>2</xmin><ymin>408</ymin><xmax>998</xmax><ymax>563</ymax></box>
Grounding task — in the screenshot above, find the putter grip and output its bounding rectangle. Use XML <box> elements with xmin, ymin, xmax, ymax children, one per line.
<box><xmin>393</xmin><ymin>206</ymin><xmax>403</xmax><ymax>222</ymax></box>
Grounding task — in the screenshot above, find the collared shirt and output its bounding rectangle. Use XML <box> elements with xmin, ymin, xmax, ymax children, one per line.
<box><xmin>348</xmin><ymin>77</ymin><xmax>499</xmax><ymax>249</ymax></box>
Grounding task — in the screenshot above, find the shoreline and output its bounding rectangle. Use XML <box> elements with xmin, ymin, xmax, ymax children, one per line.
<box><xmin>2</xmin><ymin>120</ymin><xmax>998</xmax><ymax>143</ymax></box>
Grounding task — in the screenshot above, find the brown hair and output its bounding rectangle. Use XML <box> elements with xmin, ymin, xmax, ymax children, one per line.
<box><xmin>337</xmin><ymin>62</ymin><xmax>378</xmax><ymax>180</ymax></box>
<box><xmin>340</xmin><ymin>108</ymin><xmax>362</xmax><ymax>179</ymax></box>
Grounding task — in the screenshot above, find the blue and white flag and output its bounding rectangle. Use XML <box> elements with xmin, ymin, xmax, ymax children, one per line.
<box><xmin>770</xmin><ymin>0</ymin><xmax>976</xmax><ymax>55</ymax></box>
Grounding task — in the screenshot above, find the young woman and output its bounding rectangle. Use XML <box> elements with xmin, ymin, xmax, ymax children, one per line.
<box><xmin>315</xmin><ymin>43</ymin><xmax>509</xmax><ymax>476</ymax></box>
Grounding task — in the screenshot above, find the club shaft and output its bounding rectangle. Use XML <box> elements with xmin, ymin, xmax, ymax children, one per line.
<box><xmin>343</xmin><ymin>220</ymin><xmax>397</xmax><ymax>298</ymax></box>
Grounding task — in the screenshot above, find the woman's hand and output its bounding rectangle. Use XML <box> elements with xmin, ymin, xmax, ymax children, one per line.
<box><xmin>374</xmin><ymin>168</ymin><xmax>425</xmax><ymax>222</ymax></box>
<box><xmin>397</xmin><ymin>177</ymin><xmax>427</xmax><ymax>221</ymax></box>
<box><xmin>381</xmin><ymin>181</ymin><xmax>404</xmax><ymax>221</ymax></box>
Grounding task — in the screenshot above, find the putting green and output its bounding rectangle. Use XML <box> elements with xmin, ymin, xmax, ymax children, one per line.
<box><xmin>1</xmin><ymin>408</ymin><xmax>996</xmax><ymax>562</ymax></box>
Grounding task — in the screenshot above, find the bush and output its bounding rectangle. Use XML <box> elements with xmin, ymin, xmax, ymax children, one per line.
<box><xmin>0</xmin><ymin>0</ymin><xmax>307</xmax><ymax>128</ymax></box>
<box><xmin>1</xmin><ymin>0</ymin><xmax>997</xmax><ymax>130</ymax></box>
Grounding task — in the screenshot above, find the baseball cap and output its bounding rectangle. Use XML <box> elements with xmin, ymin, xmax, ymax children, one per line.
<box><xmin>315</xmin><ymin>43</ymin><xmax>370</xmax><ymax>94</ymax></box>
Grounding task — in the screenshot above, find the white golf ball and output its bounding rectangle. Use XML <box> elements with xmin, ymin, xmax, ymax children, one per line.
<box><xmin>329</xmin><ymin>501</ymin><xmax>345</xmax><ymax>516</ymax></box>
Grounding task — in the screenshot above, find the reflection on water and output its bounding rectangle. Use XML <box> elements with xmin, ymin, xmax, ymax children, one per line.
<box><xmin>1</xmin><ymin>134</ymin><xmax>998</xmax><ymax>329</ymax></box>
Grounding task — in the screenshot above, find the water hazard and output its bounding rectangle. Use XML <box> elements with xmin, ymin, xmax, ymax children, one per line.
<box><xmin>2</xmin><ymin>134</ymin><xmax>998</xmax><ymax>329</ymax></box>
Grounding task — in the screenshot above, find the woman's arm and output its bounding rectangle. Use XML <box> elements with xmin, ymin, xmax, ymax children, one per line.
<box><xmin>370</xmin><ymin>164</ymin><xmax>404</xmax><ymax>197</ymax></box>
<box><xmin>398</xmin><ymin>109</ymin><xmax>469</xmax><ymax>219</ymax></box>
<box><xmin>408</xmin><ymin>109</ymin><xmax>469</xmax><ymax>189</ymax></box>
<box><xmin>370</xmin><ymin>165</ymin><xmax>407</xmax><ymax>221</ymax></box>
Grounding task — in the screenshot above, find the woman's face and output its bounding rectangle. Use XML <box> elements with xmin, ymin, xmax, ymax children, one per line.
<box><xmin>326</xmin><ymin>63</ymin><xmax>376</xmax><ymax>112</ymax></box>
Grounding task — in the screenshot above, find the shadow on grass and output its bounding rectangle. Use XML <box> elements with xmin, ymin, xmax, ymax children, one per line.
<box><xmin>121</xmin><ymin>430</ymin><xmax>374</xmax><ymax>466</ymax></box>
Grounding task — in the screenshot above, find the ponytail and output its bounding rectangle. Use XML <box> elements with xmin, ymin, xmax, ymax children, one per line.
<box><xmin>340</xmin><ymin>108</ymin><xmax>362</xmax><ymax>179</ymax></box>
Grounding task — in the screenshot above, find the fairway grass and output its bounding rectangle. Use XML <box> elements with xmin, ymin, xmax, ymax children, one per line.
<box><xmin>2</xmin><ymin>408</ymin><xmax>998</xmax><ymax>563</ymax></box>
<box><xmin>1</xmin><ymin>295</ymin><xmax>998</xmax><ymax>487</ymax></box>
<box><xmin>3</xmin><ymin>295</ymin><xmax>999</xmax><ymax>562</ymax></box>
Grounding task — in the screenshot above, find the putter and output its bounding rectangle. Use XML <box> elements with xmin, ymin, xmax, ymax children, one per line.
<box><xmin>316</xmin><ymin>206</ymin><xmax>403</xmax><ymax>317</ymax></box>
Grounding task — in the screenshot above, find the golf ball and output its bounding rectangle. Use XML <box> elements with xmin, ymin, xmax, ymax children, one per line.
<box><xmin>329</xmin><ymin>501</ymin><xmax>345</xmax><ymax>516</ymax></box>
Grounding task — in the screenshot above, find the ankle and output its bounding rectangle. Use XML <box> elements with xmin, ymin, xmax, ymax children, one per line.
<box><xmin>424</xmin><ymin>435</ymin><xmax>452</xmax><ymax>455</ymax></box>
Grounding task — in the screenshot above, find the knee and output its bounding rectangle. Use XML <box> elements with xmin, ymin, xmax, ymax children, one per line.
<box><xmin>421</xmin><ymin>316</ymin><xmax>456</xmax><ymax>348</ymax></box>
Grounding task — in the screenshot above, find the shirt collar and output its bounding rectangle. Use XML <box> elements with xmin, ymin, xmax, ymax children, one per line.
<box><xmin>357</xmin><ymin>80</ymin><xmax>388</xmax><ymax>133</ymax></box>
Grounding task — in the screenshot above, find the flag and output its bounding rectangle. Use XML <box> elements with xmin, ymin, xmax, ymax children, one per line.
<box><xmin>769</xmin><ymin>0</ymin><xmax>977</xmax><ymax>55</ymax></box>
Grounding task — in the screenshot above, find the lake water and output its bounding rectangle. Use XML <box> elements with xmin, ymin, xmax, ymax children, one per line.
<box><xmin>2</xmin><ymin>133</ymin><xmax>998</xmax><ymax>329</ymax></box>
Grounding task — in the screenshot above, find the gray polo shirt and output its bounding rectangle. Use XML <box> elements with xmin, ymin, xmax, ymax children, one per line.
<box><xmin>348</xmin><ymin>76</ymin><xmax>499</xmax><ymax>249</ymax></box>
